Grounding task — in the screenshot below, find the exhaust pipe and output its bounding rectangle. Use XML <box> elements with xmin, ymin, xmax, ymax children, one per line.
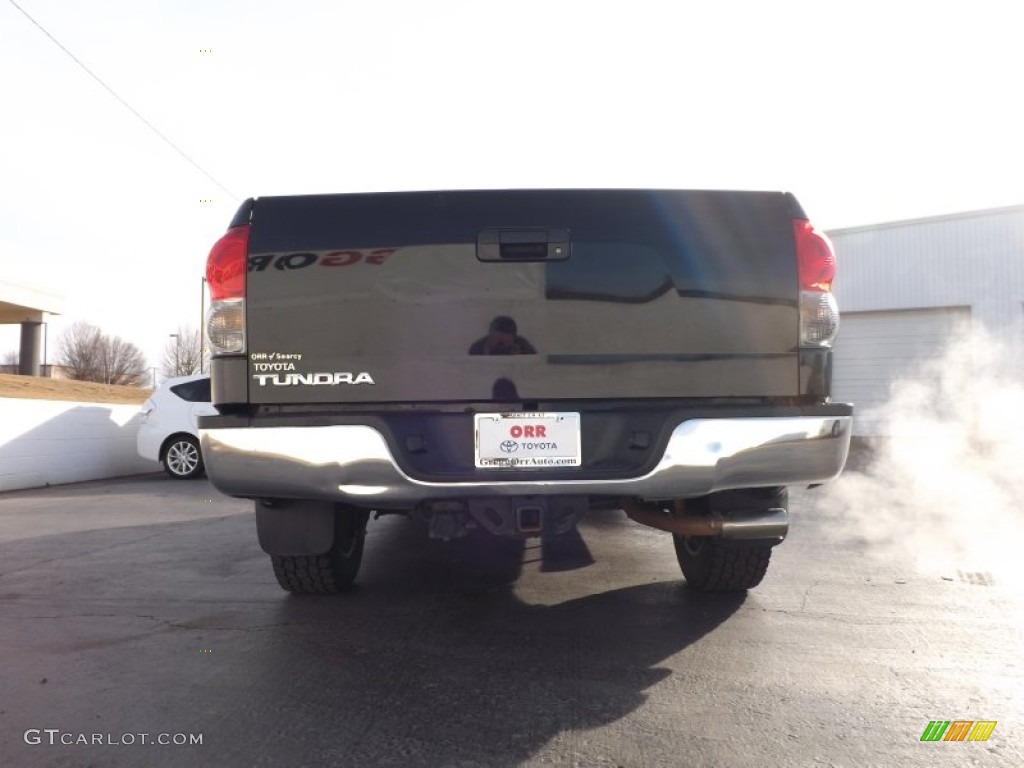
<box><xmin>621</xmin><ymin>499</ymin><xmax>788</xmax><ymax>540</ymax></box>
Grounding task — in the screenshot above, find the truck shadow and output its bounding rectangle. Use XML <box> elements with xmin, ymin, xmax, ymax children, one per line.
<box><xmin>255</xmin><ymin>517</ymin><xmax>745</xmax><ymax>766</ymax></box>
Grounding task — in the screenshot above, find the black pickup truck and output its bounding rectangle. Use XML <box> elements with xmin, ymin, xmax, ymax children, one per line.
<box><xmin>198</xmin><ymin>189</ymin><xmax>851</xmax><ymax>594</ymax></box>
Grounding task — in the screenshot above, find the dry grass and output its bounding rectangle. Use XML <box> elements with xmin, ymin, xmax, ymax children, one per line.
<box><xmin>0</xmin><ymin>374</ymin><xmax>152</xmax><ymax>404</ymax></box>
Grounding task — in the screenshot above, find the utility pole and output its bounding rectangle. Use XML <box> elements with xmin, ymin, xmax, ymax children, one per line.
<box><xmin>200</xmin><ymin>276</ymin><xmax>206</xmax><ymax>374</ymax></box>
<box><xmin>169</xmin><ymin>333</ymin><xmax>180</xmax><ymax>377</ymax></box>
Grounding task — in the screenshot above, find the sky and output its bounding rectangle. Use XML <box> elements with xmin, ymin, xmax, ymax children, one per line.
<box><xmin>1</xmin><ymin>0</ymin><xmax>1022</xmax><ymax>371</ymax></box>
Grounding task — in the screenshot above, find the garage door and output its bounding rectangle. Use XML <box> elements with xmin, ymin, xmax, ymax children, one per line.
<box><xmin>832</xmin><ymin>307</ymin><xmax>971</xmax><ymax>436</ymax></box>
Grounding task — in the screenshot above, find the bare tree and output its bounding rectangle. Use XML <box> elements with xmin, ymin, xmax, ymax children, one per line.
<box><xmin>161</xmin><ymin>326</ymin><xmax>203</xmax><ymax>378</ymax></box>
<box><xmin>99</xmin><ymin>335</ymin><xmax>148</xmax><ymax>386</ymax></box>
<box><xmin>58</xmin><ymin>321</ymin><xmax>104</xmax><ymax>382</ymax></box>
<box><xmin>57</xmin><ymin>322</ymin><xmax>148</xmax><ymax>385</ymax></box>
<box><xmin>2</xmin><ymin>349</ymin><xmax>17</xmax><ymax>370</ymax></box>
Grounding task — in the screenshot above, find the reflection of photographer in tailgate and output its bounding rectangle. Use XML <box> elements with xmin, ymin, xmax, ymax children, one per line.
<box><xmin>468</xmin><ymin>316</ymin><xmax>536</xmax><ymax>356</ymax></box>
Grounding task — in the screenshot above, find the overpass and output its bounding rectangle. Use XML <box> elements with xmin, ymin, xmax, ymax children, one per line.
<box><xmin>0</xmin><ymin>281</ymin><xmax>64</xmax><ymax>376</ymax></box>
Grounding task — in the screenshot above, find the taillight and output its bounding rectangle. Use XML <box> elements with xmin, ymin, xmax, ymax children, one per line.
<box><xmin>794</xmin><ymin>220</ymin><xmax>836</xmax><ymax>291</ymax></box>
<box><xmin>207</xmin><ymin>226</ymin><xmax>248</xmax><ymax>300</ymax></box>
<box><xmin>205</xmin><ymin>225</ymin><xmax>249</xmax><ymax>354</ymax></box>
<box><xmin>793</xmin><ymin>219</ymin><xmax>840</xmax><ymax>347</ymax></box>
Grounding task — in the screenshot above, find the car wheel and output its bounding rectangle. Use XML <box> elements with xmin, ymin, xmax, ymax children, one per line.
<box><xmin>271</xmin><ymin>509</ymin><xmax>369</xmax><ymax>594</ymax></box>
<box><xmin>162</xmin><ymin>435</ymin><xmax>204</xmax><ymax>479</ymax></box>
<box><xmin>673</xmin><ymin>534</ymin><xmax>773</xmax><ymax>592</ymax></box>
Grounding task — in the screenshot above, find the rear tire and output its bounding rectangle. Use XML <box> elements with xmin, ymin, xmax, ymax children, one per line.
<box><xmin>162</xmin><ymin>435</ymin><xmax>204</xmax><ymax>479</ymax></box>
<box><xmin>271</xmin><ymin>509</ymin><xmax>369</xmax><ymax>594</ymax></box>
<box><xmin>673</xmin><ymin>535</ymin><xmax>773</xmax><ymax>592</ymax></box>
<box><xmin>671</xmin><ymin>487</ymin><xmax>785</xmax><ymax>592</ymax></box>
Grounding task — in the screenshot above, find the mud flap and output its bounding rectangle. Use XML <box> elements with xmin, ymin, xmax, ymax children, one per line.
<box><xmin>255</xmin><ymin>499</ymin><xmax>336</xmax><ymax>556</ymax></box>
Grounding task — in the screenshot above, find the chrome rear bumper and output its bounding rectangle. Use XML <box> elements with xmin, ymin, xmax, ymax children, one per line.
<box><xmin>200</xmin><ymin>416</ymin><xmax>851</xmax><ymax>506</ymax></box>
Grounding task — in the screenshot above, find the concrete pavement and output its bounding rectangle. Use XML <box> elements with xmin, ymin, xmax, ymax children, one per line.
<box><xmin>0</xmin><ymin>472</ymin><xmax>1020</xmax><ymax>767</ymax></box>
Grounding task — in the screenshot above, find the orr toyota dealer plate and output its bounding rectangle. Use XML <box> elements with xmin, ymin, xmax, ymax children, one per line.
<box><xmin>474</xmin><ymin>412</ymin><xmax>582</xmax><ymax>469</ymax></box>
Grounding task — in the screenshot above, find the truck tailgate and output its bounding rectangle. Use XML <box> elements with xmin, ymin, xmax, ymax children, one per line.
<box><xmin>243</xmin><ymin>189</ymin><xmax>803</xmax><ymax>404</ymax></box>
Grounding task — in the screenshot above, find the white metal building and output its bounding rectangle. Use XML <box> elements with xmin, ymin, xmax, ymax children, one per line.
<box><xmin>828</xmin><ymin>205</ymin><xmax>1024</xmax><ymax>436</ymax></box>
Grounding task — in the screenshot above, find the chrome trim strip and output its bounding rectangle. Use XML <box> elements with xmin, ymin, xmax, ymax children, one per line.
<box><xmin>199</xmin><ymin>416</ymin><xmax>851</xmax><ymax>505</ymax></box>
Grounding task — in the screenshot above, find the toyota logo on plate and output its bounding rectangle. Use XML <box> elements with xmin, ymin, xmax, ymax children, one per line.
<box><xmin>500</xmin><ymin>440</ymin><xmax>519</xmax><ymax>453</ymax></box>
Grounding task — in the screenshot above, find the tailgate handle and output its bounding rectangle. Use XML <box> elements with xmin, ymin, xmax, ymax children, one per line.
<box><xmin>477</xmin><ymin>228</ymin><xmax>571</xmax><ymax>261</ymax></box>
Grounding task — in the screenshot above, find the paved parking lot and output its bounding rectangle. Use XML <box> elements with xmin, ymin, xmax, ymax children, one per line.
<box><xmin>0</xmin><ymin>471</ymin><xmax>1021</xmax><ymax>767</ymax></box>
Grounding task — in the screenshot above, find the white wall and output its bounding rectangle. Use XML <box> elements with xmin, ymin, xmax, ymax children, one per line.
<box><xmin>828</xmin><ymin>206</ymin><xmax>1024</xmax><ymax>436</ymax></box>
<box><xmin>829</xmin><ymin>205</ymin><xmax>1024</xmax><ymax>357</ymax></box>
<box><xmin>0</xmin><ymin>398</ymin><xmax>154</xmax><ymax>492</ymax></box>
<box><xmin>832</xmin><ymin>308</ymin><xmax>971</xmax><ymax>436</ymax></box>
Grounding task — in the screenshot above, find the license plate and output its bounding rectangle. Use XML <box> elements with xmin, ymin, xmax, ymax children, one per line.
<box><xmin>474</xmin><ymin>412</ymin><xmax>581</xmax><ymax>469</ymax></box>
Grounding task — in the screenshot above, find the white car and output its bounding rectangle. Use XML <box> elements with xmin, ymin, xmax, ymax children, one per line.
<box><xmin>137</xmin><ymin>374</ymin><xmax>218</xmax><ymax>479</ymax></box>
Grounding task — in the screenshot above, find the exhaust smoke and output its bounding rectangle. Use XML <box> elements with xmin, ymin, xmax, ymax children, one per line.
<box><xmin>817</xmin><ymin>326</ymin><xmax>1024</xmax><ymax>584</ymax></box>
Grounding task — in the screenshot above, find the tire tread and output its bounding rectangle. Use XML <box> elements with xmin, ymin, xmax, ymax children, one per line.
<box><xmin>272</xmin><ymin>554</ymin><xmax>342</xmax><ymax>593</ymax></box>
<box><xmin>701</xmin><ymin>544</ymin><xmax>771</xmax><ymax>592</ymax></box>
<box><xmin>675</xmin><ymin>536</ymin><xmax>773</xmax><ymax>593</ymax></box>
<box><xmin>270</xmin><ymin>513</ymin><xmax>366</xmax><ymax>594</ymax></box>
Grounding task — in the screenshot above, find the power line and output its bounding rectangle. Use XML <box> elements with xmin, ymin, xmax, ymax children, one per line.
<box><xmin>7</xmin><ymin>0</ymin><xmax>240</xmax><ymax>202</ymax></box>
